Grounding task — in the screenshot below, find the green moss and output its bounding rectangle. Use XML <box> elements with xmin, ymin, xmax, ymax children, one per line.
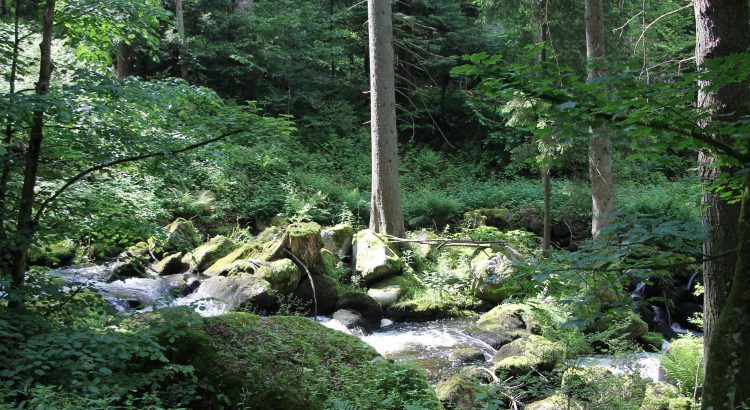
<box><xmin>640</xmin><ymin>382</ymin><xmax>680</xmax><ymax>410</ymax></box>
<box><xmin>640</xmin><ymin>332</ymin><xmax>665</xmax><ymax>352</ymax></box>
<box><xmin>492</xmin><ymin>335</ymin><xmax>564</xmax><ymax>373</ymax></box>
<box><xmin>255</xmin><ymin>258</ymin><xmax>301</xmax><ymax>294</ymax></box>
<box><xmin>594</xmin><ymin>310</ymin><xmax>649</xmax><ymax>340</ymax></box>
<box><xmin>286</xmin><ymin>221</ymin><xmax>322</xmax><ymax>237</ymax></box>
<box><xmin>561</xmin><ymin>366</ymin><xmax>647</xmax><ymax>407</ymax></box>
<box><xmin>147</xmin><ymin>308</ymin><xmax>439</xmax><ymax>409</ymax></box>
<box><xmin>316</xmin><ymin>248</ymin><xmax>337</xmax><ymax>277</ymax></box>
<box><xmin>29</xmin><ymin>238</ymin><xmax>77</xmax><ymax>267</ymax></box>
<box><xmin>667</xmin><ymin>397</ymin><xmax>693</xmax><ymax>410</ymax></box>
<box><xmin>494</xmin><ymin>356</ymin><xmax>532</xmax><ymax>375</ymax></box>
<box><xmin>164</xmin><ymin>218</ymin><xmax>202</xmax><ymax>251</ymax></box>
<box><xmin>204</xmin><ymin>227</ymin><xmax>285</xmax><ymax>276</ymax></box>
<box><xmin>526</xmin><ymin>395</ymin><xmax>583</xmax><ymax>410</ymax></box>
<box><xmin>189</xmin><ymin>235</ymin><xmax>238</xmax><ymax>271</ymax></box>
<box><xmin>435</xmin><ymin>372</ymin><xmax>483</xmax><ymax>409</ymax></box>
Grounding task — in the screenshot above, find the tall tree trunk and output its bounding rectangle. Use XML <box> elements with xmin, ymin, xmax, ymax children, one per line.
<box><xmin>703</xmin><ymin>172</ymin><xmax>750</xmax><ymax>409</ymax></box>
<box><xmin>368</xmin><ymin>0</ymin><xmax>404</xmax><ymax>237</ymax></box>
<box><xmin>585</xmin><ymin>0</ymin><xmax>614</xmax><ymax>241</ymax></box>
<box><xmin>694</xmin><ymin>1</ymin><xmax>750</xmax><ymax>407</ymax></box>
<box><xmin>175</xmin><ymin>0</ymin><xmax>188</xmax><ymax>79</ymax></box>
<box><xmin>694</xmin><ymin>0</ymin><xmax>748</xmax><ymax>367</ymax></box>
<box><xmin>8</xmin><ymin>0</ymin><xmax>56</xmax><ymax>309</ymax></box>
<box><xmin>116</xmin><ymin>42</ymin><xmax>132</xmax><ymax>78</ymax></box>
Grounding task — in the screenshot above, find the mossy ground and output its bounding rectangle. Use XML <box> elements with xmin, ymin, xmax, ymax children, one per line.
<box><xmin>147</xmin><ymin>308</ymin><xmax>440</xmax><ymax>409</ymax></box>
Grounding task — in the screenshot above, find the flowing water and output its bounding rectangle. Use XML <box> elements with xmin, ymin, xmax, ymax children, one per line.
<box><xmin>50</xmin><ymin>263</ymin><xmax>667</xmax><ymax>383</ymax></box>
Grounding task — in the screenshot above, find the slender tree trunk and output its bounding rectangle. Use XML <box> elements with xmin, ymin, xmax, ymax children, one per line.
<box><xmin>175</xmin><ymin>0</ymin><xmax>188</xmax><ymax>79</ymax></box>
<box><xmin>233</xmin><ymin>0</ymin><xmax>254</xmax><ymax>14</ymax></box>
<box><xmin>116</xmin><ymin>42</ymin><xmax>132</xmax><ymax>78</ymax></box>
<box><xmin>542</xmin><ymin>167</ymin><xmax>552</xmax><ymax>251</ymax></box>
<box><xmin>0</xmin><ymin>0</ymin><xmax>21</xmax><ymax>249</ymax></box>
<box><xmin>368</xmin><ymin>0</ymin><xmax>404</xmax><ymax>237</ymax></box>
<box><xmin>585</xmin><ymin>0</ymin><xmax>614</xmax><ymax>241</ymax></box>
<box><xmin>693</xmin><ymin>0</ymin><xmax>749</xmax><ymax>367</ymax></box>
<box><xmin>9</xmin><ymin>0</ymin><xmax>56</xmax><ymax>309</ymax></box>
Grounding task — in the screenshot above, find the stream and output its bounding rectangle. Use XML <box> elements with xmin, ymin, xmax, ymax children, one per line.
<box><xmin>49</xmin><ymin>263</ymin><xmax>668</xmax><ymax>384</ymax></box>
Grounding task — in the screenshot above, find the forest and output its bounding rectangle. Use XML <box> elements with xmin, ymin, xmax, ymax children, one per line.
<box><xmin>0</xmin><ymin>0</ymin><xmax>748</xmax><ymax>409</ymax></box>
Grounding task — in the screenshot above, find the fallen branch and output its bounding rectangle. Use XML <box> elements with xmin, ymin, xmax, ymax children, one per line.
<box><xmin>379</xmin><ymin>233</ymin><xmax>507</xmax><ymax>248</ymax></box>
<box><xmin>33</xmin><ymin>128</ymin><xmax>247</xmax><ymax>223</ymax></box>
<box><xmin>284</xmin><ymin>249</ymin><xmax>318</xmax><ymax>319</ymax></box>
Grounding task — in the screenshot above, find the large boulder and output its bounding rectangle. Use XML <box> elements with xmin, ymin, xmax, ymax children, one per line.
<box><xmin>254</xmin><ymin>258</ymin><xmax>301</xmax><ymax>294</ymax></box>
<box><xmin>163</xmin><ymin>218</ymin><xmax>202</xmax><ymax>252</ymax></box>
<box><xmin>561</xmin><ymin>366</ymin><xmax>647</xmax><ymax>407</ymax></box>
<box><xmin>469</xmin><ymin>249</ymin><xmax>523</xmax><ymax>303</ymax></box>
<box><xmin>435</xmin><ymin>372</ymin><xmax>482</xmax><ymax>410</ymax></box>
<box><xmin>592</xmin><ymin>310</ymin><xmax>649</xmax><ymax>340</ymax></box>
<box><xmin>352</xmin><ymin>230</ymin><xmax>404</xmax><ymax>284</ymax></box>
<box><xmin>152</xmin><ymin>252</ymin><xmax>187</xmax><ymax>275</ymax></box>
<box><xmin>293</xmin><ymin>275</ymin><xmax>339</xmax><ymax>315</ymax></box>
<box><xmin>196</xmin><ymin>274</ymin><xmax>276</xmax><ymax>312</ymax></box>
<box><xmin>367</xmin><ymin>273</ymin><xmax>419</xmax><ymax>307</ymax></box>
<box><xmin>449</xmin><ymin>348</ymin><xmax>486</xmax><ymax>364</ymax></box>
<box><xmin>468</xmin><ymin>303</ymin><xmax>541</xmax><ymax>349</ymax></box>
<box><xmin>28</xmin><ymin>238</ymin><xmax>77</xmax><ymax>267</ymax></box>
<box><xmin>335</xmin><ymin>292</ymin><xmax>383</xmax><ymax>325</ymax></box>
<box><xmin>282</xmin><ymin>222</ymin><xmax>324</xmax><ymax>272</ymax></box>
<box><xmin>204</xmin><ymin>227</ymin><xmax>285</xmax><ymax>276</ymax></box>
<box><xmin>526</xmin><ymin>395</ymin><xmax>582</xmax><ymax>410</ymax></box>
<box><xmin>188</xmin><ymin>235</ymin><xmax>238</xmax><ymax>271</ymax></box>
<box><xmin>492</xmin><ymin>335</ymin><xmax>564</xmax><ymax>375</ymax></box>
<box><xmin>332</xmin><ymin>309</ymin><xmax>372</xmax><ymax>334</ymax></box>
<box><xmin>145</xmin><ymin>309</ymin><xmax>439</xmax><ymax>409</ymax></box>
<box><xmin>321</xmin><ymin>224</ymin><xmax>353</xmax><ymax>259</ymax></box>
<box><xmin>110</xmin><ymin>242</ymin><xmax>151</xmax><ymax>281</ymax></box>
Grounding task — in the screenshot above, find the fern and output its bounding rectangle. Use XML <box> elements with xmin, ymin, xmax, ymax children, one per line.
<box><xmin>660</xmin><ymin>335</ymin><xmax>704</xmax><ymax>397</ymax></box>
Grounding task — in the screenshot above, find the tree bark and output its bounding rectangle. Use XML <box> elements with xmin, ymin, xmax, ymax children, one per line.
<box><xmin>585</xmin><ymin>0</ymin><xmax>614</xmax><ymax>241</ymax></box>
<box><xmin>116</xmin><ymin>42</ymin><xmax>132</xmax><ymax>78</ymax></box>
<box><xmin>693</xmin><ymin>0</ymin><xmax>749</xmax><ymax>367</ymax></box>
<box><xmin>175</xmin><ymin>0</ymin><xmax>188</xmax><ymax>79</ymax></box>
<box><xmin>233</xmin><ymin>0</ymin><xmax>254</xmax><ymax>14</ymax></box>
<box><xmin>694</xmin><ymin>1</ymin><xmax>750</xmax><ymax>407</ymax></box>
<box><xmin>703</xmin><ymin>172</ymin><xmax>750</xmax><ymax>409</ymax></box>
<box><xmin>542</xmin><ymin>167</ymin><xmax>552</xmax><ymax>252</ymax></box>
<box><xmin>368</xmin><ymin>0</ymin><xmax>404</xmax><ymax>237</ymax></box>
<box><xmin>9</xmin><ymin>0</ymin><xmax>56</xmax><ymax>308</ymax></box>
<box><xmin>0</xmin><ymin>0</ymin><xmax>21</xmax><ymax>248</ymax></box>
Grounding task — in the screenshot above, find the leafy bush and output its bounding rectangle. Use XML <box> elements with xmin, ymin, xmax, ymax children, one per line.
<box><xmin>661</xmin><ymin>336</ymin><xmax>704</xmax><ymax>397</ymax></box>
<box><xmin>404</xmin><ymin>190</ymin><xmax>465</xmax><ymax>230</ymax></box>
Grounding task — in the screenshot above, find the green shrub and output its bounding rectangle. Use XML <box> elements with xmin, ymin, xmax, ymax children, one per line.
<box><xmin>661</xmin><ymin>336</ymin><xmax>704</xmax><ymax>397</ymax></box>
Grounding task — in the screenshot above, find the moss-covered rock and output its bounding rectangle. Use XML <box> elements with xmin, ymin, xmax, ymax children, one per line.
<box><xmin>640</xmin><ymin>382</ymin><xmax>680</xmax><ymax>410</ymax></box>
<box><xmin>321</xmin><ymin>223</ymin><xmax>354</xmax><ymax>259</ymax></box>
<box><xmin>316</xmin><ymin>248</ymin><xmax>338</xmax><ymax>277</ymax></box>
<box><xmin>204</xmin><ymin>227</ymin><xmax>285</xmax><ymax>276</ymax></box>
<box><xmin>368</xmin><ymin>273</ymin><xmax>420</xmax><ymax>307</ymax></box>
<box><xmin>526</xmin><ymin>395</ymin><xmax>582</xmax><ymax>410</ymax></box>
<box><xmin>639</xmin><ymin>331</ymin><xmax>665</xmax><ymax>352</ymax></box>
<box><xmin>352</xmin><ymin>230</ymin><xmax>404</xmax><ymax>284</ymax></box>
<box><xmin>386</xmin><ymin>295</ymin><xmax>472</xmax><ymax>322</ymax></box>
<box><xmin>667</xmin><ymin>398</ymin><xmax>693</xmax><ymax>410</ymax></box>
<box><xmin>561</xmin><ymin>366</ymin><xmax>647</xmax><ymax>407</ymax></box>
<box><xmin>254</xmin><ymin>258</ymin><xmax>301</xmax><ymax>294</ymax></box>
<box><xmin>492</xmin><ymin>335</ymin><xmax>564</xmax><ymax>374</ymax></box>
<box><xmin>152</xmin><ymin>252</ymin><xmax>187</xmax><ymax>275</ymax></box>
<box><xmin>468</xmin><ymin>303</ymin><xmax>541</xmax><ymax>349</ymax></box>
<box><xmin>146</xmin><ymin>309</ymin><xmax>440</xmax><ymax>409</ymax></box>
<box><xmin>435</xmin><ymin>372</ymin><xmax>482</xmax><ymax>410</ymax></box>
<box><xmin>283</xmin><ymin>222</ymin><xmax>323</xmax><ymax>270</ymax></box>
<box><xmin>332</xmin><ymin>309</ymin><xmax>372</xmax><ymax>334</ymax></box>
<box><xmin>196</xmin><ymin>274</ymin><xmax>276</xmax><ymax>312</ymax></box>
<box><xmin>28</xmin><ymin>238</ymin><xmax>77</xmax><ymax>267</ymax></box>
<box><xmin>189</xmin><ymin>235</ymin><xmax>238</xmax><ymax>271</ymax></box>
<box><xmin>405</xmin><ymin>230</ymin><xmax>439</xmax><ymax>260</ymax></box>
<box><xmin>449</xmin><ymin>347</ymin><xmax>486</xmax><ymax>364</ymax></box>
<box><xmin>593</xmin><ymin>310</ymin><xmax>649</xmax><ymax>340</ymax></box>
<box><xmin>469</xmin><ymin>249</ymin><xmax>523</xmax><ymax>303</ymax></box>
<box><xmin>293</xmin><ymin>275</ymin><xmax>338</xmax><ymax>315</ymax></box>
<box><xmin>110</xmin><ymin>242</ymin><xmax>151</xmax><ymax>281</ymax></box>
<box><xmin>163</xmin><ymin>218</ymin><xmax>202</xmax><ymax>251</ymax></box>
<box><xmin>335</xmin><ymin>292</ymin><xmax>383</xmax><ymax>325</ymax></box>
